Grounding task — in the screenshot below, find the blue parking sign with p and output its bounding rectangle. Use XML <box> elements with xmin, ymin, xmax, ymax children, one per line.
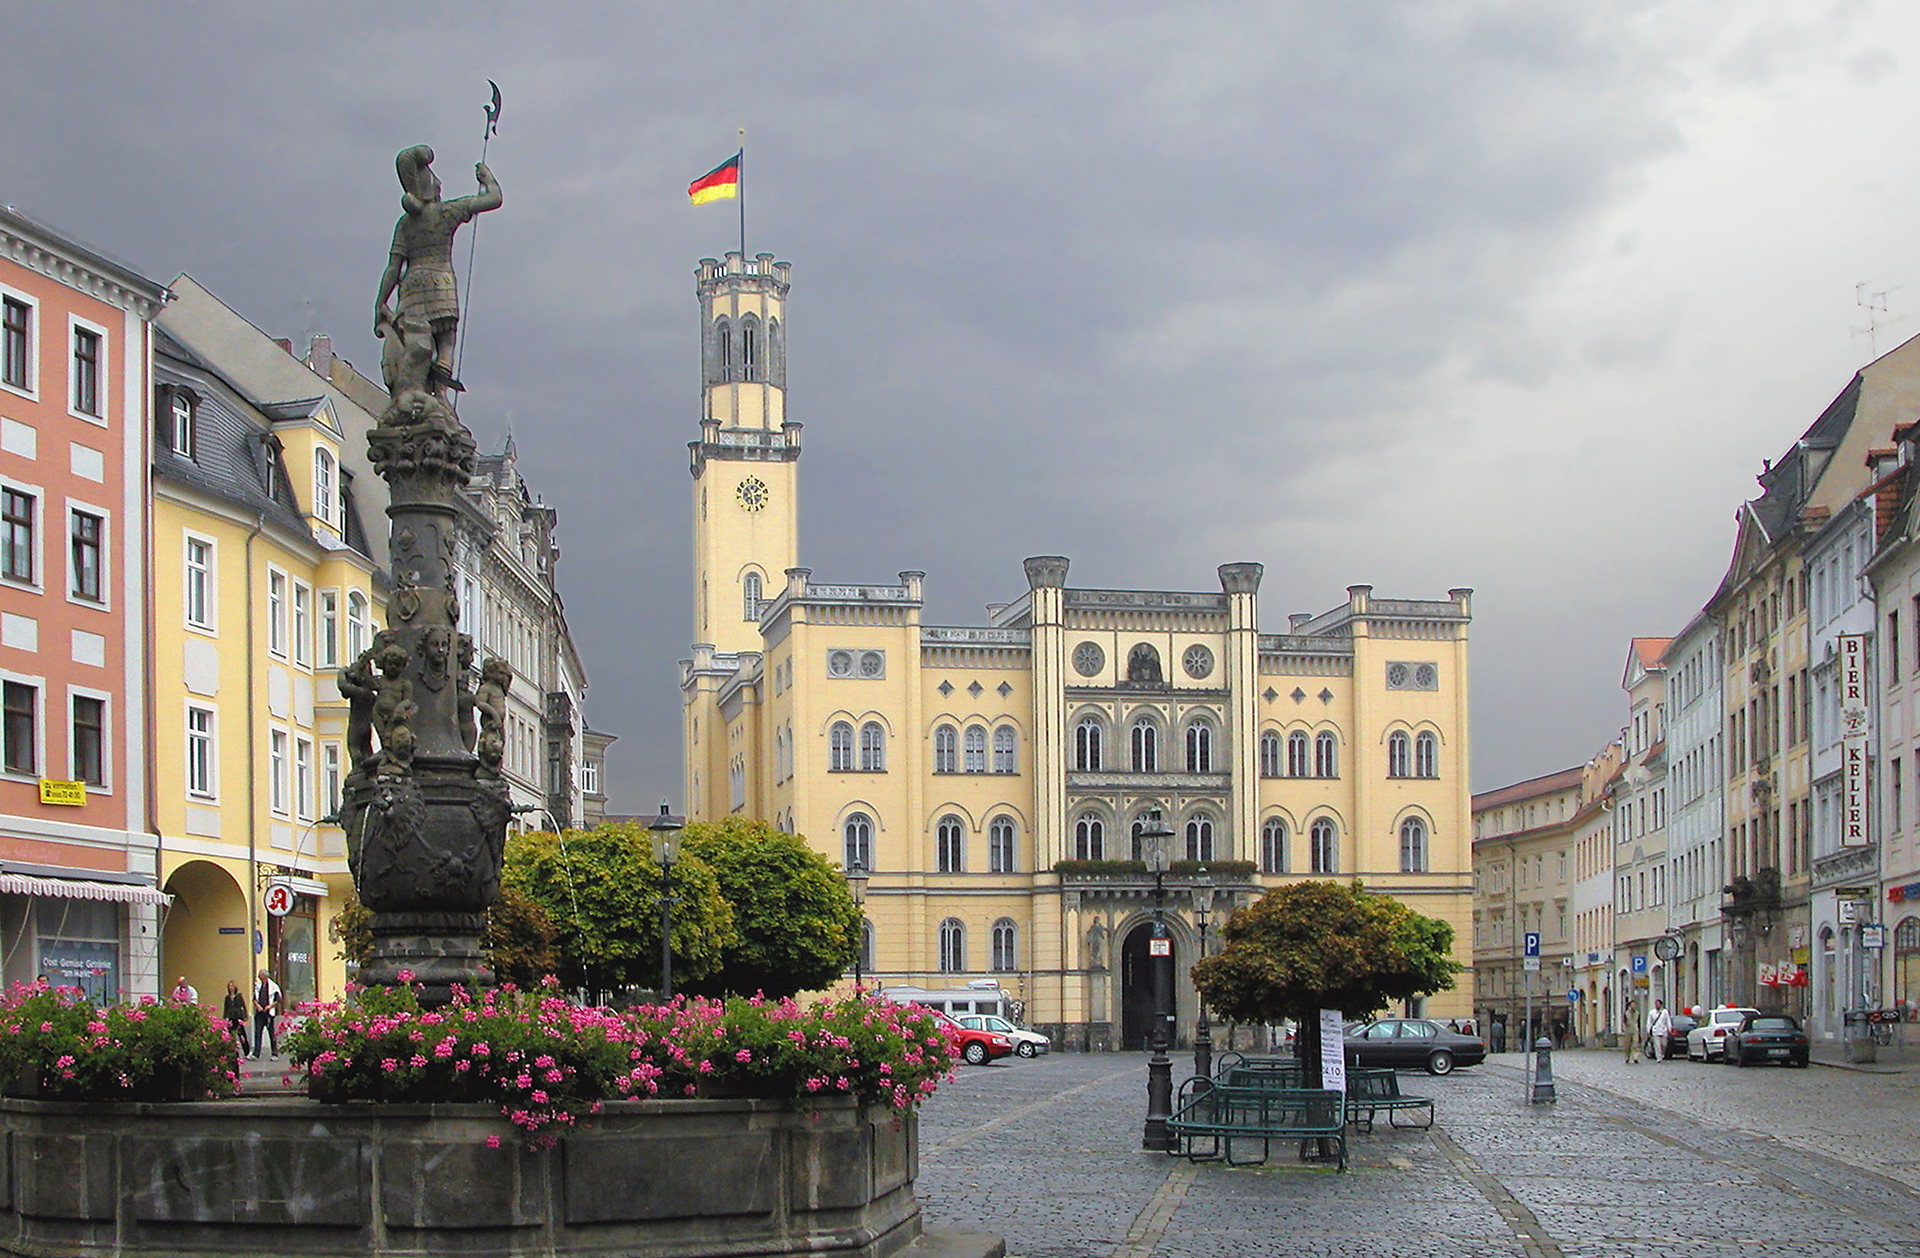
<box><xmin>1631</xmin><ymin>954</ymin><xmax>1647</xmax><ymax>974</ymax></box>
<box><xmin>1523</xmin><ymin>932</ymin><xmax>1540</xmax><ymax>958</ymax></box>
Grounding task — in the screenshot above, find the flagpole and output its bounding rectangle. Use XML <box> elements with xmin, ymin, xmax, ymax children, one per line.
<box><xmin>737</xmin><ymin>126</ymin><xmax>747</xmax><ymax>262</ymax></box>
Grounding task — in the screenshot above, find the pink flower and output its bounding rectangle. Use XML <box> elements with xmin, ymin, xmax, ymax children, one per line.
<box><xmin>735</xmin><ymin>1049</ymin><xmax>753</xmax><ymax>1063</ymax></box>
<box><xmin>485</xmin><ymin>1134</ymin><xmax>502</xmax><ymax>1149</ymax></box>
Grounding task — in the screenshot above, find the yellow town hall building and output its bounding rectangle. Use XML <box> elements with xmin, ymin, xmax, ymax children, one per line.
<box><xmin>682</xmin><ymin>252</ymin><xmax>1474</xmax><ymax>1048</ymax></box>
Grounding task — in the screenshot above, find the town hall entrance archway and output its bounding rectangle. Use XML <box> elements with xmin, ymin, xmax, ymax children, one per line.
<box><xmin>1120</xmin><ymin>921</ymin><xmax>1173</xmax><ymax>1051</ymax></box>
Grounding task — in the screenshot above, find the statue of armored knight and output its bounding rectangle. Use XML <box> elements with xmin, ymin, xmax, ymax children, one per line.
<box><xmin>374</xmin><ymin>145</ymin><xmax>501</xmax><ymax>397</ymax></box>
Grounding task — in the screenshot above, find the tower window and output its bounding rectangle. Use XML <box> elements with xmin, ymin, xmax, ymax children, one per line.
<box><xmin>714</xmin><ymin>317</ymin><xmax>731</xmax><ymax>381</ymax></box>
<box><xmin>1400</xmin><ymin>817</ymin><xmax>1429</xmax><ymax>873</ymax></box>
<box><xmin>1314</xmin><ymin>731</ymin><xmax>1339</xmax><ymax>778</ymax></box>
<box><xmin>1287</xmin><ymin>730</ymin><xmax>1309</xmax><ymax>777</ymax></box>
<box><xmin>860</xmin><ymin>721</ymin><xmax>885</xmax><ymax>772</ymax></box>
<box><xmin>741</xmin><ymin>317</ymin><xmax>759</xmax><ymax>382</ymax></box>
<box><xmin>829</xmin><ymin>721</ymin><xmax>854</xmax><ymax>772</ymax></box>
<box><xmin>1388</xmin><ymin>731</ymin><xmax>1411</xmax><ymax>778</ymax></box>
<box><xmin>1131</xmin><ymin>719</ymin><xmax>1157</xmax><ymax>772</ymax></box>
<box><xmin>1261</xmin><ymin>818</ymin><xmax>1287</xmax><ymax>873</ymax></box>
<box><xmin>993</xmin><ymin>725</ymin><xmax>1017</xmax><ymax>773</ymax></box>
<box><xmin>743</xmin><ymin>572</ymin><xmax>762</xmax><ymax>622</ymax></box>
<box><xmin>989</xmin><ymin>815</ymin><xmax>1016</xmax><ymax>872</ymax></box>
<box><xmin>1311</xmin><ymin>818</ymin><xmax>1338</xmax><ymax>873</ymax></box>
<box><xmin>1260</xmin><ymin>731</ymin><xmax>1281</xmax><ymax>778</ymax></box>
<box><xmin>844</xmin><ymin>812</ymin><xmax>872</xmax><ymax>870</ymax></box>
<box><xmin>1075</xmin><ymin>813</ymin><xmax>1105</xmax><ymax>861</ymax></box>
<box><xmin>1415</xmin><ymin>731</ymin><xmax>1439</xmax><ymax>778</ymax></box>
<box><xmin>963</xmin><ymin>724</ymin><xmax>988</xmax><ymax>773</ymax></box>
<box><xmin>934</xmin><ymin>724</ymin><xmax>958</xmax><ymax>774</ymax></box>
<box><xmin>1074</xmin><ymin>717</ymin><xmax>1103</xmax><ymax>771</ymax></box>
<box><xmin>937</xmin><ymin>815</ymin><xmax>965</xmax><ymax>872</ymax></box>
<box><xmin>1185</xmin><ymin>720</ymin><xmax>1212</xmax><ymax>773</ymax></box>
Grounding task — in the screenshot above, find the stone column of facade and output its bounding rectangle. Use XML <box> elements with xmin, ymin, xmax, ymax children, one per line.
<box><xmin>1220</xmin><ymin>563</ymin><xmax>1263</xmax><ymax>862</ymax></box>
<box><xmin>341</xmin><ymin>145</ymin><xmax>511</xmax><ymax>1004</ymax></box>
<box><xmin>1025</xmin><ymin>556</ymin><xmax>1071</xmax><ymax>1033</ymax></box>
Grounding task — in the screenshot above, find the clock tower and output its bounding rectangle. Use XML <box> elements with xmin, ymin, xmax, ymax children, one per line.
<box><xmin>688</xmin><ymin>251</ymin><xmax>799</xmax><ymax>655</ymax></box>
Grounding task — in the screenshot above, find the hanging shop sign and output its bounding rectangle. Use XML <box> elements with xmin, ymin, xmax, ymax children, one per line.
<box><xmin>1840</xmin><ymin>633</ymin><xmax>1872</xmax><ymax>847</ymax></box>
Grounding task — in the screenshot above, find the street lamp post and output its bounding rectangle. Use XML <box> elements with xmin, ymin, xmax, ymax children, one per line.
<box><xmin>1192</xmin><ymin>866</ymin><xmax>1217</xmax><ymax>1082</ymax></box>
<box><xmin>1139</xmin><ymin>822</ymin><xmax>1176</xmax><ymax>1152</ymax></box>
<box><xmin>846</xmin><ymin>862</ymin><xmax>870</xmax><ymax>993</ymax></box>
<box><xmin>648</xmin><ymin>800</ymin><xmax>684</xmax><ymax>1001</ymax></box>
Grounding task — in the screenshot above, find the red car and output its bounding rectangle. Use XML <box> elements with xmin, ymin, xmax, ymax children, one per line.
<box><xmin>932</xmin><ymin>1010</ymin><xmax>1014</xmax><ymax>1065</ymax></box>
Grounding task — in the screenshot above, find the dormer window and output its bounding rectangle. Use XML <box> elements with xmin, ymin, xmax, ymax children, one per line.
<box><xmin>169</xmin><ymin>391</ymin><xmax>195</xmax><ymax>459</ymax></box>
<box><xmin>313</xmin><ymin>447</ymin><xmax>335</xmax><ymax>526</ymax></box>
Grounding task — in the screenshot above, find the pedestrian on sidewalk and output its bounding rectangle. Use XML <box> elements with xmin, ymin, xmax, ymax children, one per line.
<box><xmin>1623</xmin><ymin>998</ymin><xmax>1637</xmax><ymax>1063</ymax></box>
<box><xmin>252</xmin><ymin>969</ymin><xmax>282</xmax><ymax>1059</ymax></box>
<box><xmin>1647</xmin><ymin>999</ymin><xmax>1673</xmax><ymax>1061</ymax></box>
<box><xmin>170</xmin><ymin>976</ymin><xmax>198</xmax><ymax>1004</ymax></box>
<box><xmin>223</xmin><ymin>979</ymin><xmax>250</xmax><ymax>1056</ymax></box>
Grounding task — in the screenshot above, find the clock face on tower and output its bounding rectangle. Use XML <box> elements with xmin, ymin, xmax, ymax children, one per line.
<box><xmin>736</xmin><ymin>477</ymin><xmax>769</xmax><ymax>512</ymax></box>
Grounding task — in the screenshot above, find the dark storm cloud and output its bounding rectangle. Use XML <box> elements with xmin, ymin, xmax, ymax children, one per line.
<box><xmin>1</xmin><ymin>3</ymin><xmax>1815</xmax><ymax>806</ymax></box>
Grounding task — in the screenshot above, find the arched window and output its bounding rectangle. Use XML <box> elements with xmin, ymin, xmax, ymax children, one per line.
<box><xmin>1131</xmin><ymin>719</ymin><xmax>1158</xmax><ymax>772</ymax></box>
<box><xmin>1186</xmin><ymin>721</ymin><xmax>1212</xmax><ymax>773</ymax></box>
<box><xmin>938</xmin><ymin>919</ymin><xmax>965</xmax><ymax>974</ymax></box>
<box><xmin>843</xmin><ymin>813</ymin><xmax>872</xmax><ymax>871</ymax></box>
<box><xmin>991</xmin><ymin>919</ymin><xmax>1017</xmax><ymax>972</ymax></box>
<box><xmin>964</xmin><ymin>724</ymin><xmax>988</xmax><ymax>773</ymax></box>
<box><xmin>1260</xmin><ymin>731</ymin><xmax>1281</xmax><ymax>778</ymax></box>
<box><xmin>1399</xmin><ymin>817</ymin><xmax>1428</xmax><ymax>872</ymax></box>
<box><xmin>829</xmin><ymin>721</ymin><xmax>855</xmax><ymax>772</ymax></box>
<box><xmin>859</xmin><ymin>920</ymin><xmax>875</xmax><ymax>975</ymax></box>
<box><xmin>1388</xmin><ymin>731</ymin><xmax>1411</xmax><ymax>778</ymax></box>
<box><xmin>741</xmin><ymin>316</ymin><xmax>759</xmax><ymax>381</ymax></box>
<box><xmin>1314</xmin><ymin>731</ymin><xmax>1339</xmax><ymax>778</ymax></box>
<box><xmin>313</xmin><ymin>448</ymin><xmax>335</xmax><ymax>525</ymax></box>
<box><xmin>767</xmin><ymin>317</ymin><xmax>785</xmax><ymax>384</ymax></box>
<box><xmin>1261</xmin><ymin>818</ymin><xmax>1287</xmax><ymax>873</ymax></box>
<box><xmin>993</xmin><ymin>725</ymin><xmax>1017</xmax><ymax>773</ymax></box>
<box><xmin>937</xmin><ymin>815</ymin><xmax>965</xmax><ymax>872</ymax></box>
<box><xmin>1311</xmin><ymin>818</ymin><xmax>1338</xmax><ymax>873</ymax></box>
<box><xmin>1185</xmin><ymin>814</ymin><xmax>1214</xmax><ymax>862</ymax></box>
<box><xmin>1075</xmin><ymin>813</ymin><xmax>1105</xmax><ymax>861</ymax></box>
<box><xmin>773</xmin><ymin>728</ymin><xmax>786</xmax><ymax>782</ymax></box>
<box><xmin>934</xmin><ymin>724</ymin><xmax>958</xmax><ymax>774</ymax></box>
<box><xmin>1415</xmin><ymin>731</ymin><xmax>1439</xmax><ymax>778</ymax></box>
<box><xmin>743</xmin><ymin>572</ymin><xmax>762</xmax><ymax>622</ymax></box>
<box><xmin>1074</xmin><ymin>718</ymin><xmax>1103</xmax><ymax>771</ymax></box>
<box><xmin>168</xmin><ymin>392</ymin><xmax>195</xmax><ymax>458</ymax></box>
<box><xmin>714</xmin><ymin>317</ymin><xmax>731</xmax><ymax>378</ymax></box>
<box><xmin>989</xmin><ymin>815</ymin><xmax>1017</xmax><ymax>872</ymax></box>
<box><xmin>1287</xmin><ymin>730</ymin><xmax>1310</xmax><ymax>777</ymax></box>
<box><xmin>346</xmin><ymin>590</ymin><xmax>370</xmax><ymax>659</ymax></box>
<box><xmin>860</xmin><ymin>721</ymin><xmax>886</xmax><ymax>772</ymax></box>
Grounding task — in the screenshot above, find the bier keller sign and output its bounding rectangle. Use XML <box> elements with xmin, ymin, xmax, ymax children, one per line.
<box><xmin>1840</xmin><ymin>633</ymin><xmax>1871</xmax><ymax>847</ymax></box>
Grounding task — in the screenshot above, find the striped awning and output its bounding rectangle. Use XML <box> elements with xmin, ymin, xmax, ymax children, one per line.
<box><xmin>0</xmin><ymin>873</ymin><xmax>172</xmax><ymax>906</ymax></box>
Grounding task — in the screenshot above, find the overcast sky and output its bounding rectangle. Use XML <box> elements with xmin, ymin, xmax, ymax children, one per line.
<box><xmin>6</xmin><ymin>2</ymin><xmax>1919</xmax><ymax>812</ymax></box>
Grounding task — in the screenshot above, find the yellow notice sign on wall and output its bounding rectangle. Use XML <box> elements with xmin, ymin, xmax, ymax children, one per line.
<box><xmin>38</xmin><ymin>780</ymin><xmax>87</xmax><ymax>806</ymax></box>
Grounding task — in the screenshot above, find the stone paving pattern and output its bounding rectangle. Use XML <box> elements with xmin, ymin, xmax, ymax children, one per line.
<box><xmin>914</xmin><ymin>1049</ymin><xmax>1920</xmax><ymax>1258</ymax></box>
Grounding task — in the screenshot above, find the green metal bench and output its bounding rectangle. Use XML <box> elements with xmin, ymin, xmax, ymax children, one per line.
<box><xmin>1166</xmin><ymin>1079</ymin><xmax>1347</xmax><ymax>1170</ymax></box>
<box><xmin>1344</xmin><ymin>1067</ymin><xmax>1434</xmax><ymax>1133</ymax></box>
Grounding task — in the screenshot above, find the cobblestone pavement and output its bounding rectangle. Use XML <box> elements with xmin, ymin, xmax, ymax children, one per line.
<box><xmin>914</xmin><ymin>1052</ymin><xmax>1920</xmax><ymax>1258</ymax></box>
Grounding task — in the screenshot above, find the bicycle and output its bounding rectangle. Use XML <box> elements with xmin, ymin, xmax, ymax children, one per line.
<box><xmin>1865</xmin><ymin>1009</ymin><xmax>1900</xmax><ymax>1047</ymax></box>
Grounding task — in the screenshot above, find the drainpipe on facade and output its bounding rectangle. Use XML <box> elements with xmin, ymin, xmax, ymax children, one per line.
<box><xmin>244</xmin><ymin>513</ymin><xmax>267</xmax><ymax>977</ymax></box>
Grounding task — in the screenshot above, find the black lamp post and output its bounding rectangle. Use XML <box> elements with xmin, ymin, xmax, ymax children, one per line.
<box><xmin>1192</xmin><ymin>866</ymin><xmax>1217</xmax><ymax>1081</ymax></box>
<box><xmin>1139</xmin><ymin>821</ymin><xmax>1176</xmax><ymax>1152</ymax></box>
<box><xmin>648</xmin><ymin>800</ymin><xmax>684</xmax><ymax>1000</ymax></box>
<box><xmin>846</xmin><ymin>862</ymin><xmax>870</xmax><ymax>992</ymax></box>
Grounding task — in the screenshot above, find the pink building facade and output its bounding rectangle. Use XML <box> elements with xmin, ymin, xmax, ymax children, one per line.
<box><xmin>0</xmin><ymin>206</ymin><xmax>169</xmax><ymax>999</ymax></box>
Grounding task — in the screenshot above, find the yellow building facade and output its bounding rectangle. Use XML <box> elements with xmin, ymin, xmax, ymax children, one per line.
<box><xmin>150</xmin><ymin>312</ymin><xmax>386</xmax><ymax>1010</ymax></box>
<box><xmin>683</xmin><ymin>252</ymin><xmax>1475</xmax><ymax>1047</ymax></box>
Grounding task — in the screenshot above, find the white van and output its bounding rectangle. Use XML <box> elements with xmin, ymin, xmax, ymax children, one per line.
<box><xmin>881</xmin><ymin>980</ymin><xmax>1012</xmax><ymax>1021</ymax></box>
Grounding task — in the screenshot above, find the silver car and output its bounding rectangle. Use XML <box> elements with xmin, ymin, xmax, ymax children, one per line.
<box><xmin>1684</xmin><ymin>1006</ymin><xmax>1760</xmax><ymax>1061</ymax></box>
<box><xmin>956</xmin><ymin>1013</ymin><xmax>1050</xmax><ymax>1058</ymax></box>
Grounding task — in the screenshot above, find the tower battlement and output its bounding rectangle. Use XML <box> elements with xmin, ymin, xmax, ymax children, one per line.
<box><xmin>697</xmin><ymin>251</ymin><xmax>791</xmax><ymax>295</ymax></box>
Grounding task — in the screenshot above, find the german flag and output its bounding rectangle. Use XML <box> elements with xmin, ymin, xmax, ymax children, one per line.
<box><xmin>688</xmin><ymin>153</ymin><xmax>742</xmax><ymax>206</ymax></box>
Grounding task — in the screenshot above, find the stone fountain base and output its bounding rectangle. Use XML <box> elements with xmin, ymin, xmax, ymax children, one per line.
<box><xmin>0</xmin><ymin>1094</ymin><xmax>998</xmax><ymax>1258</ymax></box>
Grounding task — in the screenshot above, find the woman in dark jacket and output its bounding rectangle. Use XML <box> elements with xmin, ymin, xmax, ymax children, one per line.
<box><xmin>223</xmin><ymin>980</ymin><xmax>250</xmax><ymax>1056</ymax></box>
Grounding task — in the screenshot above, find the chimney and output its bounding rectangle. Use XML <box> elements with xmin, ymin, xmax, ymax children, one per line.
<box><xmin>306</xmin><ymin>335</ymin><xmax>335</xmax><ymax>378</ymax></box>
<box><xmin>273</xmin><ymin>338</ymin><xmax>293</xmax><ymax>355</ymax></box>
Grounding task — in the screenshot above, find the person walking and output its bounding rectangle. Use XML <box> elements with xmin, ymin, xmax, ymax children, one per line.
<box><xmin>222</xmin><ymin>980</ymin><xmax>250</xmax><ymax>1056</ymax></box>
<box><xmin>1622</xmin><ymin>998</ymin><xmax>1638</xmax><ymax>1063</ymax></box>
<box><xmin>251</xmin><ymin>969</ymin><xmax>283</xmax><ymax>1060</ymax></box>
<box><xmin>1647</xmin><ymin>999</ymin><xmax>1673</xmax><ymax>1061</ymax></box>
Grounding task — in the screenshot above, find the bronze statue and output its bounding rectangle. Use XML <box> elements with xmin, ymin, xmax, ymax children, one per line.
<box><xmin>374</xmin><ymin>145</ymin><xmax>502</xmax><ymax>395</ymax></box>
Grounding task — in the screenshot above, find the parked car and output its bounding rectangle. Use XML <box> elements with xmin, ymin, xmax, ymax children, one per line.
<box><xmin>1726</xmin><ymin>1012</ymin><xmax>1810</xmax><ymax>1067</ymax></box>
<box><xmin>1684</xmin><ymin>1006</ymin><xmax>1761</xmax><ymax>1061</ymax></box>
<box><xmin>931</xmin><ymin>1011</ymin><xmax>1014</xmax><ymax>1065</ymax></box>
<box><xmin>955</xmin><ymin>1013</ymin><xmax>1050</xmax><ymax>1057</ymax></box>
<box><xmin>1649</xmin><ymin>1013</ymin><xmax>1696</xmax><ymax>1060</ymax></box>
<box><xmin>1342</xmin><ymin>1018</ymin><xmax>1487</xmax><ymax>1075</ymax></box>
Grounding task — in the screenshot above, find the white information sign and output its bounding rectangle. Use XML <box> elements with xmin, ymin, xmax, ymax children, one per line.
<box><xmin>1841</xmin><ymin>633</ymin><xmax>1871</xmax><ymax>847</ymax></box>
<box><xmin>263</xmin><ymin>882</ymin><xmax>296</xmax><ymax>918</ymax></box>
<box><xmin>1318</xmin><ymin>1008</ymin><xmax>1346</xmax><ymax>1094</ymax></box>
